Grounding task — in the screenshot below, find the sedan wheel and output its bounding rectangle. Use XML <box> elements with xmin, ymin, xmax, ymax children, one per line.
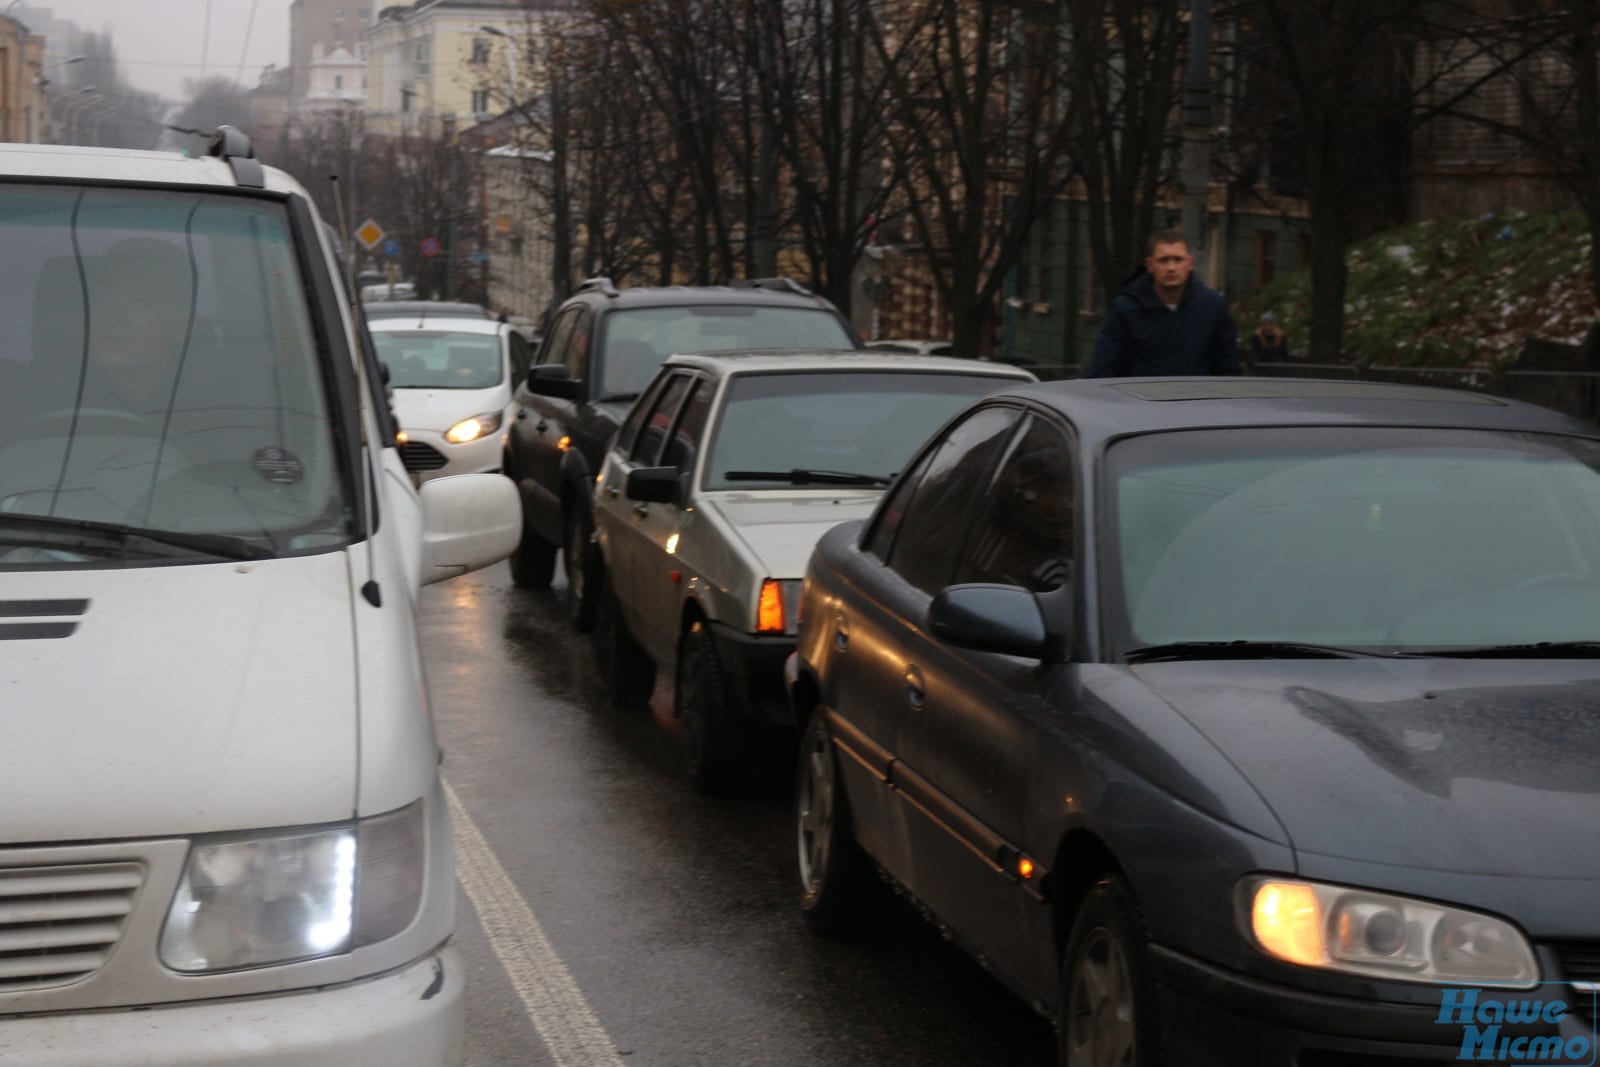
<box><xmin>676</xmin><ymin>620</ymin><xmax>746</xmax><ymax>794</ymax></box>
<box><xmin>1060</xmin><ymin>878</ymin><xmax>1160</xmax><ymax>1067</ymax></box>
<box><xmin>795</xmin><ymin>710</ymin><xmax>876</xmax><ymax>933</ymax></box>
<box><xmin>564</xmin><ymin>506</ymin><xmax>599</xmax><ymax>632</ymax></box>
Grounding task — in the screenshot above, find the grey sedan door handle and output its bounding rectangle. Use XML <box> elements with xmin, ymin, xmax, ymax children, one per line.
<box><xmin>904</xmin><ymin>665</ymin><xmax>925</xmax><ymax>710</ymax></box>
<box><xmin>632</xmin><ymin>503</ymin><xmax>649</xmax><ymax>518</ymax></box>
<box><xmin>603</xmin><ymin>486</ymin><xmax>620</xmax><ymax>499</ymax></box>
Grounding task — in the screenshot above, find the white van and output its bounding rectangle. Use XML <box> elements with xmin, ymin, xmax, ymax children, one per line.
<box><xmin>0</xmin><ymin>131</ymin><xmax>517</xmax><ymax>1064</ymax></box>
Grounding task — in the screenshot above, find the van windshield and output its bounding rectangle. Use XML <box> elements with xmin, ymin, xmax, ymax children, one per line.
<box><xmin>372</xmin><ymin>330</ymin><xmax>504</xmax><ymax>390</ymax></box>
<box><xmin>0</xmin><ymin>185</ymin><xmax>351</xmax><ymax>565</ymax></box>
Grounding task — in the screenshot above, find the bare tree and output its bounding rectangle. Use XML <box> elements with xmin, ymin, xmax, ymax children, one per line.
<box><xmin>869</xmin><ymin>0</ymin><xmax>1077</xmax><ymax>355</ymax></box>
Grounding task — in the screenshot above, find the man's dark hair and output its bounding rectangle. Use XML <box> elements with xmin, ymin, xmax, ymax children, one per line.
<box><xmin>1148</xmin><ymin>229</ymin><xmax>1189</xmax><ymax>255</ymax></box>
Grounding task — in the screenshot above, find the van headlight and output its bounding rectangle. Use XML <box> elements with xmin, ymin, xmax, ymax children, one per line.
<box><xmin>161</xmin><ymin>801</ymin><xmax>424</xmax><ymax>973</ymax></box>
<box><xmin>1243</xmin><ymin>876</ymin><xmax>1538</xmax><ymax>986</ymax></box>
<box><xmin>444</xmin><ymin>412</ymin><xmax>503</xmax><ymax>444</ymax></box>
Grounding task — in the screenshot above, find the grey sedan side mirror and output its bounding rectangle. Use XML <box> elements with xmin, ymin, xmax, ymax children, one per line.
<box><xmin>928</xmin><ymin>583</ymin><xmax>1050</xmax><ymax>659</ymax></box>
<box><xmin>626</xmin><ymin>466</ymin><xmax>681</xmax><ymax>505</ymax></box>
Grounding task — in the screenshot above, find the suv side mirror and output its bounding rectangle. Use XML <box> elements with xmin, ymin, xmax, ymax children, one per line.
<box><xmin>527</xmin><ymin>363</ymin><xmax>578</xmax><ymax>399</ymax></box>
<box><xmin>928</xmin><ymin>583</ymin><xmax>1049</xmax><ymax>659</ymax></box>
<box><xmin>626</xmin><ymin>466</ymin><xmax>681</xmax><ymax>505</ymax></box>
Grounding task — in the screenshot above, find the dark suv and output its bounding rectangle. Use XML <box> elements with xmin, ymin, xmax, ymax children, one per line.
<box><xmin>503</xmin><ymin>277</ymin><xmax>860</xmax><ymax>625</ymax></box>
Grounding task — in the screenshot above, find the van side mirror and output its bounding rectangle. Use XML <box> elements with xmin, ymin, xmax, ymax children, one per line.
<box><xmin>527</xmin><ymin>363</ymin><xmax>578</xmax><ymax>399</ymax></box>
<box><xmin>418</xmin><ymin>474</ymin><xmax>521</xmax><ymax>585</ymax></box>
<box><xmin>626</xmin><ymin>466</ymin><xmax>681</xmax><ymax>505</ymax></box>
<box><xmin>928</xmin><ymin>583</ymin><xmax>1049</xmax><ymax>659</ymax></box>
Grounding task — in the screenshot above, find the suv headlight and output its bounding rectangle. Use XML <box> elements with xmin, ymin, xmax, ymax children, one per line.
<box><xmin>1243</xmin><ymin>876</ymin><xmax>1538</xmax><ymax>986</ymax></box>
<box><xmin>161</xmin><ymin>801</ymin><xmax>424</xmax><ymax>973</ymax></box>
<box><xmin>444</xmin><ymin>411</ymin><xmax>503</xmax><ymax>444</ymax></box>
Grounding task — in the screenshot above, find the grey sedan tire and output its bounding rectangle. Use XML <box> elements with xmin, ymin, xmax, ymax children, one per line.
<box><xmin>676</xmin><ymin>620</ymin><xmax>747</xmax><ymax>795</ymax></box>
<box><xmin>590</xmin><ymin>569</ymin><xmax>656</xmax><ymax>709</ymax></box>
<box><xmin>1059</xmin><ymin>877</ymin><xmax>1162</xmax><ymax>1067</ymax></box>
<box><xmin>564</xmin><ymin>505</ymin><xmax>600</xmax><ymax>632</ymax></box>
<box><xmin>796</xmin><ymin>709</ymin><xmax>878</xmax><ymax>933</ymax></box>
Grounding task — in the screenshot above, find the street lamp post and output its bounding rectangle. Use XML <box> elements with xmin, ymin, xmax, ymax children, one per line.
<box><xmin>62</xmin><ymin>90</ymin><xmax>102</xmax><ymax>144</ymax></box>
<box><xmin>478</xmin><ymin>25</ymin><xmax>517</xmax><ymax>108</ymax></box>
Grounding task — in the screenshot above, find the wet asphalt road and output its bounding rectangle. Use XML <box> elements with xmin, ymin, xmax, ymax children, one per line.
<box><xmin>420</xmin><ymin>562</ymin><xmax>1056</xmax><ymax>1067</ymax></box>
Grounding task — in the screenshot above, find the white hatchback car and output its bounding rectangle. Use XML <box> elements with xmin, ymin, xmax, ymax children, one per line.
<box><xmin>369</xmin><ymin>315</ymin><xmax>535</xmax><ymax>481</ymax></box>
<box><xmin>591</xmin><ymin>351</ymin><xmax>1035</xmax><ymax>792</ymax></box>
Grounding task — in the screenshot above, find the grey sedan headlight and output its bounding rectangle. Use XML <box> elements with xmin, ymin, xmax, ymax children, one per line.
<box><xmin>1242</xmin><ymin>877</ymin><xmax>1538</xmax><ymax>986</ymax></box>
<box><xmin>161</xmin><ymin>801</ymin><xmax>424</xmax><ymax>973</ymax></box>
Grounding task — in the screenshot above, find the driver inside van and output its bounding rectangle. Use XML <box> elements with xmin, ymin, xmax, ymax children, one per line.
<box><xmin>82</xmin><ymin>236</ymin><xmax>200</xmax><ymax>418</ymax></box>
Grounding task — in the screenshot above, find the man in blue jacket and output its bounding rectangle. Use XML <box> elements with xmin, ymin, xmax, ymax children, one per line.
<box><xmin>1084</xmin><ymin>230</ymin><xmax>1242</xmax><ymax>377</ymax></box>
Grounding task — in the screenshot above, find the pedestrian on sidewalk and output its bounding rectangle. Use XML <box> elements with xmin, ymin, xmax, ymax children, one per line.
<box><xmin>1083</xmin><ymin>229</ymin><xmax>1242</xmax><ymax>378</ymax></box>
<box><xmin>1248</xmin><ymin>311</ymin><xmax>1289</xmax><ymax>370</ymax></box>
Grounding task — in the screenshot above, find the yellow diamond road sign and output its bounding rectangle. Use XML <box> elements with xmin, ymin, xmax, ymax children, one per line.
<box><xmin>355</xmin><ymin>219</ymin><xmax>385</xmax><ymax>251</ymax></box>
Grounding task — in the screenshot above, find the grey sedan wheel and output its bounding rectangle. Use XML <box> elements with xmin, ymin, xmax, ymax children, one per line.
<box><xmin>796</xmin><ymin>710</ymin><xmax>876</xmax><ymax>933</ymax></box>
<box><xmin>1060</xmin><ymin>878</ymin><xmax>1161</xmax><ymax>1067</ymax></box>
<box><xmin>676</xmin><ymin>620</ymin><xmax>746</xmax><ymax>794</ymax></box>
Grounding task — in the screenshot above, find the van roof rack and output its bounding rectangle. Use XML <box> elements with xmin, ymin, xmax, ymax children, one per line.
<box><xmin>728</xmin><ymin>277</ymin><xmax>813</xmax><ymax>297</ymax></box>
<box><xmin>577</xmin><ymin>276</ymin><xmax>620</xmax><ymax>297</ymax></box>
<box><xmin>206</xmin><ymin>125</ymin><xmax>264</xmax><ymax>189</ymax></box>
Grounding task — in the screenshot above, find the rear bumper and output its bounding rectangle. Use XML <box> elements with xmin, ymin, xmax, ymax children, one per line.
<box><xmin>707</xmin><ymin>621</ymin><xmax>795</xmax><ymax>726</ymax></box>
<box><xmin>0</xmin><ymin>945</ymin><xmax>465</xmax><ymax>1067</ymax></box>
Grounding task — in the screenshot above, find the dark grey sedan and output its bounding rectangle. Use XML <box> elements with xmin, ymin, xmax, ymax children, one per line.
<box><xmin>786</xmin><ymin>378</ymin><xmax>1600</xmax><ymax>1066</ymax></box>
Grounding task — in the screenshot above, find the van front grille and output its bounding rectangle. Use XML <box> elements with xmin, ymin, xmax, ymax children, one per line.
<box><xmin>0</xmin><ymin>863</ymin><xmax>142</xmax><ymax>992</ymax></box>
<box><xmin>399</xmin><ymin>441</ymin><xmax>448</xmax><ymax>472</ymax></box>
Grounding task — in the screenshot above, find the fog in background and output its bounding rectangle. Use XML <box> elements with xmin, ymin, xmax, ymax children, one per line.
<box><xmin>16</xmin><ymin>0</ymin><xmax>291</xmax><ymax>101</ymax></box>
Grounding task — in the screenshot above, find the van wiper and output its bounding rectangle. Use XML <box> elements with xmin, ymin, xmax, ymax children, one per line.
<box><xmin>724</xmin><ymin>468</ymin><xmax>893</xmax><ymax>487</ymax></box>
<box><xmin>1125</xmin><ymin>640</ymin><xmax>1398</xmax><ymax>664</ymax></box>
<box><xmin>1424</xmin><ymin>641</ymin><xmax>1600</xmax><ymax>659</ymax></box>
<box><xmin>0</xmin><ymin>513</ymin><xmax>274</xmax><ymax>561</ymax></box>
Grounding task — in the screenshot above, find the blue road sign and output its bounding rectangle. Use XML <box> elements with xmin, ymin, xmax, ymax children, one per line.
<box><xmin>382</xmin><ymin>238</ymin><xmax>401</xmax><ymax>256</ymax></box>
<box><xmin>468</xmin><ymin>252</ymin><xmax>489</xmax><ymax>264</ymax></box>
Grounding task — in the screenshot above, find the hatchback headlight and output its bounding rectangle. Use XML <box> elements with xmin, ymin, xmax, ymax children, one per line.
<box><xmin>161</xmin><ymin>801</ymin><xmax>424</xmax><ymax>973</ymax></box>
<box><xmin>1243</xmin><ymin>877</ymin><xmax>1538</xmax><ymax>986</ymax></box>
<box><xmin>444</xmin><ymin>412</ymin><xmax>503</xmax><ymax>444</ymax></box>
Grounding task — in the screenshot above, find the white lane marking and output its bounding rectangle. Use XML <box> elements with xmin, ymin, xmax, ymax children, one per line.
<box><xmin>446</xmin><ymin>781</ymin><xmax>627</xmax><ymax>1067</ymax></box>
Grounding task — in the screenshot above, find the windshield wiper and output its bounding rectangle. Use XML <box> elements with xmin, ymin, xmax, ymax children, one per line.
<box><xmin>723</xmin><ymin>468</ymin><xmax>893</xmax><ymax>487</ymax></box>
<box><xmin>1124</xmin><ymin>640</ymin><xmax>1401</xmax><ymax>664</ymax></box>
<box><xmin>0</xmin><ymin>513</ymin><xmax>274</xmax><ymax>561</ymax></box>
<box><xmin>599</xmin><ymin>391</ymin><xmax>641</xmax><ymax>403</ymax></box>
<box><xmin>1424</xmin><ymin>641</ymin><xmax>1600</xmax><ymax>659</ymax></box>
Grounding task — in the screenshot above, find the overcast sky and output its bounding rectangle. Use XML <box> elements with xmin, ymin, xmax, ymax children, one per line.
<box><xmin>26</xmin><ymin>0</ymin><xmax>292</xmax><ymax>101</ymax></box>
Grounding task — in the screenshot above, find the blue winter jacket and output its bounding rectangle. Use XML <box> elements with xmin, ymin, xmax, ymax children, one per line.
<box><xmin>1084</xmin><ymin>269</ymin><xmax>1242</xmax><ymax>378</ymax></box>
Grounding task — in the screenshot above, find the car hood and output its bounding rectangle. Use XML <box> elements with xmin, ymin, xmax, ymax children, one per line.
<box><xmin>0</xmin><ymin>553</ymin><xmax>358</xmax><ymax>843</ymax></box>
<box><xmin>392</xmin><ymin>385</ymin><xmax>508</xmax><ymax>433</ymax></box>
<box><xmin>1134</xmin><ymin>660</ymin><xmax>1600</xmax><ymax>878</ymax></box>
<box><xmin>704</xmin><ymin>491</ymin><xmax>881</xmax><ymax>578</ymax></box>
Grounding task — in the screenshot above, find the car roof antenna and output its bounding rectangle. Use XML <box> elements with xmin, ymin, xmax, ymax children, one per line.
<box><xmin>330</xmin><ymin>173</ymin><xmax>383</xmax><ymax>608</ymax></box>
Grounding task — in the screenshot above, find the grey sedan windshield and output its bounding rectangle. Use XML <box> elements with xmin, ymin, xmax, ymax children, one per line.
<box><xmin>1108</xmin><ymin>426</ymin><xmax>1600</xmax><ymax>652</ymax></box>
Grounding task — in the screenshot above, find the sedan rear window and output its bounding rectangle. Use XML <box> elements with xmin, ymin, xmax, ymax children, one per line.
<box><xmin>599</xmin><ymin>306</ymin><xmax>854</xmax><ymax>398</ymax></box>
<box><xmin>703</xmin><ymin>372</ymin><xmax>1012</xmax><ymax>490</ymax></box>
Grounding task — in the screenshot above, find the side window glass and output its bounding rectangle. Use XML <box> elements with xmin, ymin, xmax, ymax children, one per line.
<box><xmin>617</xmin><ymin>373</ymin><xmax>668</xmax><ymax>457</ymax></box>
<box><xmin>954</xmin><ymin>416</ymin><xmax>1075</xmax><ymax>592</ymax></box>
<box><xmin>567</xmin><ymin>308</ymin><xmax>593</xmax><ymax>383</ymax></box>
<box><xmin>508</xmin><ymin>332</ymin><xmax>532</xmax><ymax>380</ymax></box>
<box><xmin>661</xmin><ymin>380</ymin><xmax>712</xmax><ymax>475</ymax></box>
<box><xmin>865</xmin><ymin>445</ymin><xmax>934</xmax><ymax>561</ymax></box>
<box><xmin>538</xmin><ymin>308</ymin><xmax>576</xmax><ymax>367</ymax></box>
<box><xmin>631</xmin><ymin>374</ymin><xmax>691</xmax><ymax>465</ymax></box>
<box><xmin>887</xmin><ymin>406</ymin><xmax>1023</xmax><ymax>595</ymax></box>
